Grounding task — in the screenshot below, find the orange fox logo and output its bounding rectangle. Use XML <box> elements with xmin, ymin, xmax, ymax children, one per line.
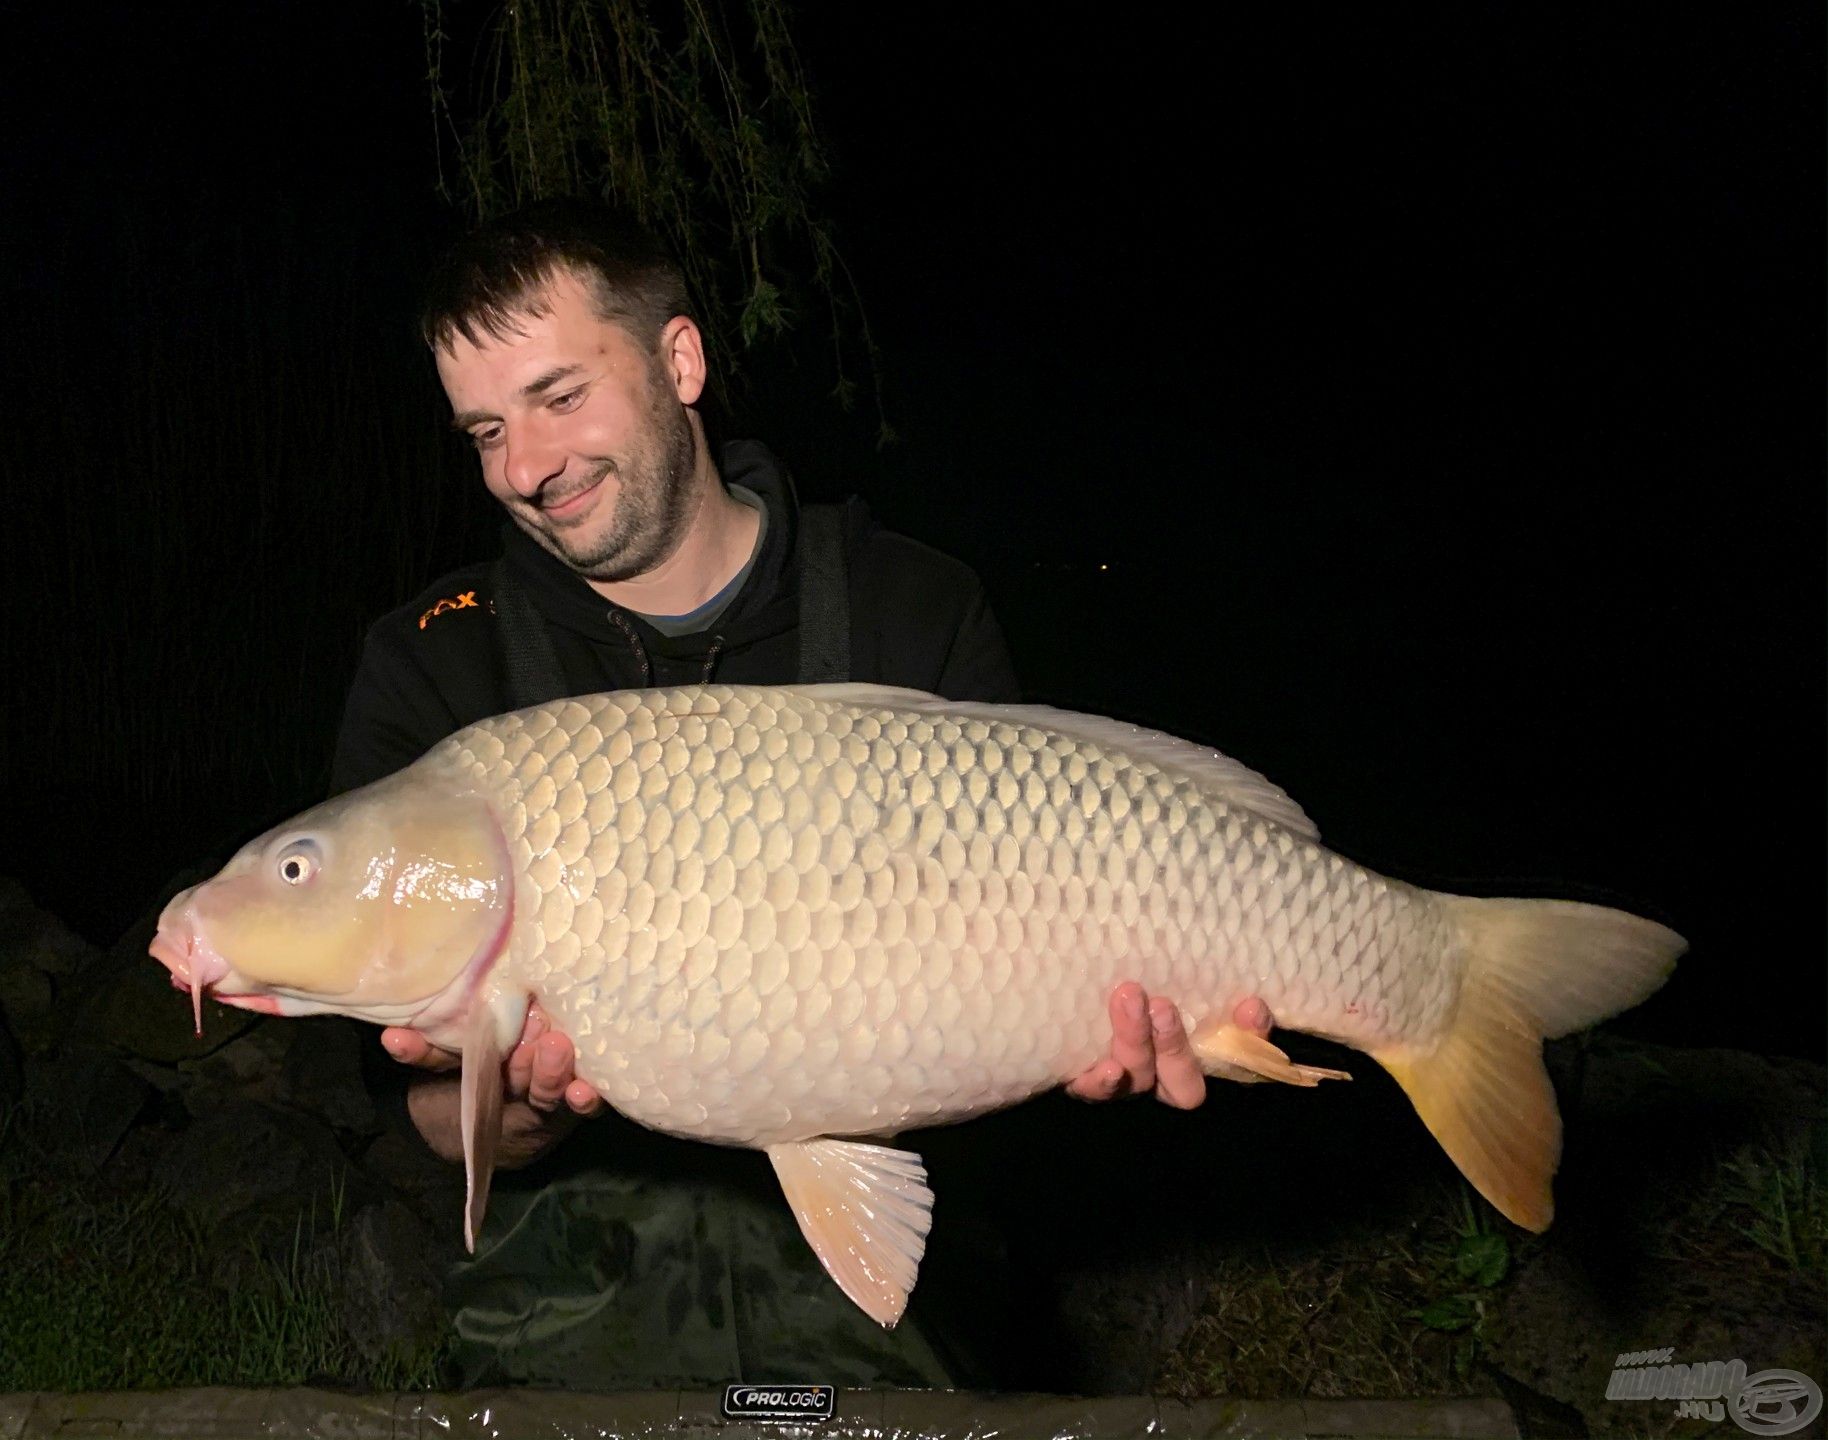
<box><xmin>418</xmin><ymin>591</ymin><xmax>483</xmax><ymax>630</ymax></box>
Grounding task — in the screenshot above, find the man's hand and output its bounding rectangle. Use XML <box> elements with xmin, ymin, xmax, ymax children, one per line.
<box><xmin>384</xmin><ymin>1003</ymin><xmax>605</xmax><ymax>1169</ymax></box>
<box><xmin>1066</xmin><ymin>984</ymin><xmax>1273</xmax><ymax>1108</ymax></box>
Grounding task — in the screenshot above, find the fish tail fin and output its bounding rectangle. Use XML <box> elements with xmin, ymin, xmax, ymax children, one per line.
<box><xmin>1371</xmin><ymin>897</ymin><xmax>1684</xmax><ymax>1231</ymax></box>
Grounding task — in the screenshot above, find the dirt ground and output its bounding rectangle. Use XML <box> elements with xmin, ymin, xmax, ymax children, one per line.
<box><xmin>1140</xmin><ymin>1036</ymin><xmax>1826</xmax><ymax>1438</ymax></box>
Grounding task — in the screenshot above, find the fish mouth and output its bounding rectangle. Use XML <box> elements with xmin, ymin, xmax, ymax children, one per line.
<box><xmin>149</xmin><ymin>920</ymin><xmax>252</xmax><ymax>1034</ymax></box>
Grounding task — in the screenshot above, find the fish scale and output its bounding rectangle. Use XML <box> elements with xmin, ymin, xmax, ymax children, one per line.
<box><xmin>153</xmin><ymin>680</ymin><xmax>1683</xmax><ymax>1326</ymax></box>
<box><xmin>441</xmin><ymin>685</ymin><xmax>1448</xmax><ymax>1147</ymax></box>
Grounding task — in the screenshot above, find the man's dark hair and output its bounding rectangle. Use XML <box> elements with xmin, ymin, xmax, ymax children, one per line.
<box><xmin>420</xmin><ymin>198</ymin><xmax>693</xmax><ymax>356</ymax></box>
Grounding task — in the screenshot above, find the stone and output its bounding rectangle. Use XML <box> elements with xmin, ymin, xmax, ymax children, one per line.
<box><xmin>0</xmin><ymin>876</ymin><xmax>99</xmax><ymax>976</ymax></box>
<box><xmin>153</xmin><ymin>1096</ymin><xmax>373</xmax><ymax>1253</ymax></box>
<box><xmin>20</xmin><ymin>1045</ymin><xmax>154</xmax><ymax>1172</ymax></box>
<box><xmin>186</xmin><ymin>1015</ymin><xmax>293</xmax><ymax>1097</ymax></box>
<box><xmin>279</xmin><ymin>1017</ymin><xmax>381</xmax><ymax>1135</ymax></box>
<box><xmin>68</xmin><ymin>867</ymin><xmax>261</xmax><ymax>1065</ymax></box>
<box><xmin>0</xmin><ymin>957</ymin><xmax>55</xmax><ymax>1057</ymax></box>
<box><xmin>0</xmin><ymin>1014</ymin><xmax>20</xmax><ymax>1115</ymax></box>
<box><xmin>178</xmin><ymin>1016</ymin><xmax>380</xmax><ymax>1137</ymax></box>
<box><xmin>340</xmin><ymin>1199</ymin><xmax>450</xmax><ymax>1359</ymax></box>
<box><xmin>360</xmin><ymin>1127</ymin><xmax>465</xmax><ymax>1237</ymax></box>
<box><xmin>75</xmin><ymin>937</ymin><xmax>261</xmax><ymax>1064</ymax></box>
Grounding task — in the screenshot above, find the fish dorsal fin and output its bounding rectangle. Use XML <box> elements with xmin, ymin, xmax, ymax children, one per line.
<box><xmin>793</xmin><ymin>683</ymin><xmax>1318</xmax><ymax>842</ymax></box>
<box><xmin>766</xmin><ymin>1138</ymin><xmax>934</xmax><ymax>1328</ymax></box>
<box><xmin>458</xmin><ymin>987</ymin><xmax>531</xmax><ymax>1253</ymax></box>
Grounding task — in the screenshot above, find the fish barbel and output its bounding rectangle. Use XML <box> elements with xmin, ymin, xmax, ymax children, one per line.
<box><xmin>149</xmin><ymin>684</ymin><xmax>1683</xmax><ymax>1325</ymax></box>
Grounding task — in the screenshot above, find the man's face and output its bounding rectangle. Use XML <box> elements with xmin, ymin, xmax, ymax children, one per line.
<box><xmin>436</xmin><ymin>268</ymin><xmax>702</xmax><ymax>583</ymax></box>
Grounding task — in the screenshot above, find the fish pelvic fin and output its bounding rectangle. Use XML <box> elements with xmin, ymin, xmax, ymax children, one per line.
<box><xmin>1190</xmin><ymin>1019</ymin><xmax>1352</xmax><ymax>1086</ymax></box>
<box><xmin>458</xmin><ymin>988</ymin><xmax>531</xmax><ymax>1253</ymax></box>
<box><xmin>1373</xmin><ymin>896</ymin><xmax>1684</xmax><ymax>1232</ymax></box>
<box><xmin>767</xmin><ymin>1138</ymin><xmax>933</xmax><ymax>1329</ymax></box>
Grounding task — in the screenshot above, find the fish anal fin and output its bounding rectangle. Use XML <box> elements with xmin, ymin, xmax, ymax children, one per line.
<box><xmin>458</xmin><ymin>988</ymin><xmax>530</xmax><ymax>1253</ymax></box>
<box><xmin>767</xmin><ymin>1138</ymin><xmax>933</xmax><ymax>1329</ymax></box>
<box><xmin>1190</xmin><ymin>1019</ymin><xmax>1352</xmax><ymax>1087</ymax></box>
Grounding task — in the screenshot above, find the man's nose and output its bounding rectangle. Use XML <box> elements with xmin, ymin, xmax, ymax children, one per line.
<box><xmin>501</xmin><ymin>429</ymin><xmax>566</xmax><ymax>498</ymax></box>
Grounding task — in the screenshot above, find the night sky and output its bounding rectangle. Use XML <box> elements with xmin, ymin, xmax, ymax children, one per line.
<box><xmin>3</xmin><ymin>4</ymin><xmax>1821</xmax><ymax>1060</ymax></box>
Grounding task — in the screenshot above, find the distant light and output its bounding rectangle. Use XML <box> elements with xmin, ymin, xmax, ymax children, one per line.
<box><xmin>1100</xmin><ymin>564</ymin><xmax>1109</xmax><ymax>571</ymax></box>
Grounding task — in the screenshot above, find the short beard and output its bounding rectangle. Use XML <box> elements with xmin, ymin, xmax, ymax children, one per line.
<box><xmin>525</xmin><ymin>368</ymin><xmax>701</xmax><ymax>584</ymax></box>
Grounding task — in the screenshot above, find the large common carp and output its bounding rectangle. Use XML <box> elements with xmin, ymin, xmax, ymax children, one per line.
<box><xmin>150</xmin><ymin>685</ymin><xmax>1682</xmax><ymax>1325</ymax></box>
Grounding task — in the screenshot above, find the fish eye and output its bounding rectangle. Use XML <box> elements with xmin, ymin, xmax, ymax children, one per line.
<box><xmin>275</xmin><ymin>839</ymin><xmax>321</xmax><ymax>886</ymax></box>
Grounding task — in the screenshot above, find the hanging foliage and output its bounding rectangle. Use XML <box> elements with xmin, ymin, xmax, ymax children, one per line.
<box><xmin>421</xmin><ymin>0</ymin><xmax>887</xmax><ymax>438</ymax></box>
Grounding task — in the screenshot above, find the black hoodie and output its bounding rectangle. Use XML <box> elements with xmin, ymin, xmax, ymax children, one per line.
<box><xmin>329</xmin><ymin>440</ymin><xmax>1019</xmax><ymax>795</ymax></box>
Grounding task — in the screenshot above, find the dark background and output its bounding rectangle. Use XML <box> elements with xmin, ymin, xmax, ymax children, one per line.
<box><xmin>2</xmin><ymin>4</ymin><xmax>1821</xmax><ymax>1059</ymax></box>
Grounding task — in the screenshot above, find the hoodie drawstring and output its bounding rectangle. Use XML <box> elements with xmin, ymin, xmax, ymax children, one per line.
<box><xmin>608</xmin><ymin>609</ymin><xmax>726</xmax><ymax>686</ymax></box>
<box><xmin>606</xmin><ymin>609</ymin><xmax>653</xmax><ymax>687</ymax></box>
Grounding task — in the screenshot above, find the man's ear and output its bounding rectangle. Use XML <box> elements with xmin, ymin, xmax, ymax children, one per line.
<box><xmin>657</xmin><ymin>316</ymin><xmax>707</xmax><ymax>406</ymax></box>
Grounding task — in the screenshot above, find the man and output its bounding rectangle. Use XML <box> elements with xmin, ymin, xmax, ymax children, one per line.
<box><xmin>333</xmin><ymin>200</ymin><xmax>1264</xmax><ymax>1389</ymax></box>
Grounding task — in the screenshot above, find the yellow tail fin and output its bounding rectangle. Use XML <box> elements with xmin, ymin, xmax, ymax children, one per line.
<box><xmin>1373</xmin><ymin>897</ymin><xmax>1684</xmax><ymax>1231</ymax></box>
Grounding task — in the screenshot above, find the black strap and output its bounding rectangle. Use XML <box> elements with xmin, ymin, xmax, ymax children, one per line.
<box><xmin>796</xmin><ymin>504</ymin><xmax>852</xmax><ymax>682</ymax></box>
<box><xmin>490</xmin><ymin>559</ymin><xmax>570</xmax><ymax>709</ymax></box>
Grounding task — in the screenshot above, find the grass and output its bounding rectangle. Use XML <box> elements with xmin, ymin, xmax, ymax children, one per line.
<box><xmin>1711</xmin><ymin>1131</ymin><xmax>1826</xmax><ymax>1274</ymax></box>
<box><xmin>1151</xmin><ymin>1178</ymin><xmax>1525</xmax><ymax>1402</ymax></box>
<box><xmin>1403</xmin><ymin>1181</ymin><xmax>1514</xmax><ymax>1381</ymax></box>
<box><xmin>1650</xmin><ymin>1126</ymin><xmax>1828</xmax><ymax>1316</ymax></box>
<box><xmin>1156</xmin><ymin>1124</ymin><xmax>1825</xmax><ymax>1429</ymax></box>
<box><xmin>0</xmin><ymin>1096</ymin><xmax>1819</xmax><ymax>1403</ymax></box>
<box><xmin>0</xmin><ymin>1109</ymin><xmax>452</xmax><ymax>1392</ymax></box>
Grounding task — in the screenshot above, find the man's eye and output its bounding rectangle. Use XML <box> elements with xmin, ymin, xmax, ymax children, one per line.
<box><xmin>550</xmin><ymin>388</ymin><xmax>585</xmax><ymax>412</ymax></box>
<box><xmin>471</xmin><ymin>426</ymin><xmax>504</xmax><ymax>450</ymax></box>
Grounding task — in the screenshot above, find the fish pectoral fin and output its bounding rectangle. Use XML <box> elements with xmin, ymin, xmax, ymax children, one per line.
<box><xmin>458</xmin><ymin>988</ymin><xmax>529</xmax><ymax>1254</ymax></box>
<box><xmin>1190</xmin><ymin>1020</ymin><xmax>1353</xmax><ymax>1087</ymax></box>
<box><xmin>767</xmin><ymin>1138</ymin><xmax>934</xmax><ymax>1330</ymax></box>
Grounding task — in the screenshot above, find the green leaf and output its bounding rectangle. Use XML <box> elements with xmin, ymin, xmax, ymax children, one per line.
<box><xmin>740</xmin><ymin>278</ymin><xmax>788</xmax><ymax>346</ymax></box>
<box><xmin>1412</xmin><ymin>1295</ymin><xmax>1478</xmax><ymax>1332</ymax></box>
<box><xmin>1456</xmin><ymin>1231</ymin><xmax>1510</xmax><ymax>1288</ymax></box>
<box><xmin>433</xmin><ymin>0</ymin><xmax>892</xmax><ymax>435</ymax></box>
